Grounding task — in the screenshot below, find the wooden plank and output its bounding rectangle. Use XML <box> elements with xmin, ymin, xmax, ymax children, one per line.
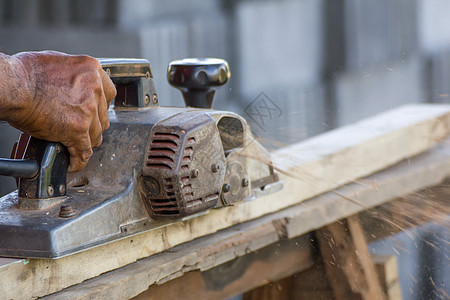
<box><xmin>348</xmin><ymin>215</ymin><xmax>386</xmax><ymax>300</ymax></box>
<box><xmin>242</xmin><ymin>277</ymin><xmax>292</xmax><ymax>300</ymax></box>
<box><xmin>317</xmin><ymin>216</ymin><xmax>386</xmax><ymax>300</ymax></box>
<box><xmin>42</xmin><ymin>139</ymin><xmax>450</xmax><ymax>300</ymax></box>
<box><xmin>1</xmin><ymin>104</ymin><xmax>450</xmax><ymax>298</ymax></box>
<box><xmin>317</xmin><ymin>220</ymin><xmax>366</xmax><ymax>300</ymax></box>
<box><xmin>243</xmin><ymin>262</ymin><xmax>333</xmax><ymax>300</ymax></box>
<box><xmin>131</xmin><ymin>236</ymin><xmax>315</xmax><ymax>300</ymax></box>
<box><xmin>372</xmin><ymin>255</ymin><xmax>402</xmax><ymax>300</ymax></box>
<box><xmin>373</xmin><ymin>255</ymin><xmax>398</xmax><ymax>288</ymax></box>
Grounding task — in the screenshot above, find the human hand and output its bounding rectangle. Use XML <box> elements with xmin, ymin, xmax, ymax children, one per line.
<box><xmin>7</xmin><ymin>51</ymin><xmax>116</xmax><ymax>172</ymax></box>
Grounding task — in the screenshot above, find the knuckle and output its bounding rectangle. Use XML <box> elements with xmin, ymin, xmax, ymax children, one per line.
<box><xmin>69</xmin><ymin>116</ymin><xmax>90</xmax><ymax>133</ymax></box>
<box><xmin>85</xmin><ymin>76</ymin><xmax>104</xmax><ymax>99</ymax></box>
<box><xmin>94</xmin><ymin>135</ymin><xmax>103</xmax><ymax>147</ymax></box>
<box><xmin>81</xmin><ymin>148</ymin><xmax>94</xmax><ymax>161</ymax></box>
<box><xmin>103</xmin><ymin>119</ymin><xmax>110</xmax><ymax>131</ymax></box>
<box><xmin>79</xmin><ymin>54</ymin><xmax>99</xmax><ymax>67</ymax></box>
<box><xmin>84</xmin><ymin>98</ymin><xmax>98</xmax><ymax>113</ymax></box>
<box><xmin>108</xmin><ymin>85</ymin><xmax>117</xmax><ymax>100</ymax></box>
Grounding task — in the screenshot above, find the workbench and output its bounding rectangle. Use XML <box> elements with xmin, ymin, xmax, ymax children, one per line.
<box><xmin>1</xmin><ymin>104</ymin><xmax>449</xmax><ymax>299</ymax></box>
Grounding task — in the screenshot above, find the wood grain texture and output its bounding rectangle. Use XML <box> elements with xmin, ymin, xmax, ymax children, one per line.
<box><xmin>1</xmin><ymin>104</ymin><xmax>449</xmax><ymax>299</ymax></box>
<box><xmin>317</xmin><ymin>220</ymin><xmax>366</xmax><ymax>300</ymax></box>
<box><xmin>242</xmin><ymin>261</ymin><xmax>333</xmax><ymax>300</ymax></box>
<box><xmin>131</xmin><ymin>236</ymin><xmax>315</xmax><ymax>300</ymax></box>
<box><xmin>317</xmin><ymin>216</ymin><xmax>386</xmax><ymax>300</ymax></box>
<box><xmin>348</xmin><ymin>215</ymin><xmax>386</xmax><ymax>300</ymax></box>
<box><xmin>373</xmin><ymin>255</ymin><xmax>402</xmax><ymax>300</ymax></box>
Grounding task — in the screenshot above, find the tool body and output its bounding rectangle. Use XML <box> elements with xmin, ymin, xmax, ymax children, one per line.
<box><xmin>0</xmin><ymin>58</ymin><xmax>282</xmax><ymax>258</ymax></box>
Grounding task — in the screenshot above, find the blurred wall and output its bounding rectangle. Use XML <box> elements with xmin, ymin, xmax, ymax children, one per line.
<box><xmin>0</xmin><ymin>1</ymin><xmax>449</xmax><ymax>298</ymax></box>
<box><xmin>0</xmin><ymin>0</ymin><xmax>449</xmax><ymax>192</ymax></box>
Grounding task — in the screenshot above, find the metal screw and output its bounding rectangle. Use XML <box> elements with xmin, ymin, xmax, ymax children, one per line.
<box><xmin>145</xmin><ymin>71</ymin><xmax>150</xmax><ymax>79</ymax></box>
<box><xmin>55</xmin><ymin>144</ymin><xmax>62</xmax><ymax>153</ymax></box>
<box><xmin>59</xmin><ymin>184</ymin><xmax>66</xmax><ymax>195</ymax></box>
<box><xmin>59</xmin><ymin>205</ymin><xmax>76</xmax><ymax>218</ymax></box>
<box><xmin>222</xmin><ymin>183</ymin><xmax>230</xmax><ymax>193</ymax></box>
<box><xmin>191</xmin><ymin>169</ymin><xmax>199</xmax><ymax>178</ymax></box>
<box><xmin>47</xmin><ymin>185</ymin><xmax>54</xmax><ymax>197</ymax></box>
<box><xmin>242</xmin><ymin>178</ymin><xmax>249</xmax><ymax>187</ymax></box>
<box><xmin>106</xmin><ymin>68</ymin><xmax>111</xmax><ymax>76</ymax></box>
<box><xmin>211</xmin><ymin>163</ymin><xmax>220</xmax><ymax>173</ymax></box>
<box><xmin>144</xmin><ymin>94</ymin><xmax>150</xmax><ymax>105</ymax></box>
<box><xmin>152</xmin><ymin>94</ymin><xmax>158</xmax><ymax>104</ymax></box>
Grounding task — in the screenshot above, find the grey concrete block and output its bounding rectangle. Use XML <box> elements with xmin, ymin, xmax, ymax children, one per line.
<box><xmin>0</xmin><ymin>0</ymin><xmax>116</xmax><ymax>28</ymax></box>
<box><xmin>0</xmin><ymin>0</ymin><xmax>5</xmax><ymax>25</ymax></box>
<box><xmin>0</xmin><ymin>28</ymin><xmax>141</xmax><ymax>57</ymax></box>
<box><xmin>334</xmin><ymin>0</ymin><xmax>418</xmax><ymax>71</ymax></box>
<box><xmin>418</xmin><ymin>0</ymin><xmax>450</xmax><ymax>54</ymax></box>
<box><xmin>234</xmin><ymin>84</ymin><xmax>329</xmax><ymax>147</ymax></box>
<box><xmin>139</xmin><ymin>21</ymin><xmax>193</xmax><ymax>107</ymax></box>
<box><xmin>236</xmin><ymin>0</ymin><xmax>324</xmax><ymax>99</ymax></box>
<box><xmin>333</xmin><ymin>57</ymin><xmax>425</xmax><ymax>126</ymax></box>
<box><xmin>39</xmin><ymin>0</ymin><xmax>72</xmax><ymax>27</ymax></box>
<box><xmin>426</xmin><ymin>49</ymin><xmax>450</xmax><ymax>103</ymax></box>
<box><xmin>117</xmin><ymin>0</ymin><xmax>222</xmax><ymax>29</ymax></box>
<box><xmin>0</xmin><ymin>0</ymin><xmax>40</xmax><ymax>27</ymax></box>
<box><xmin>69</xmin><ymin>0</ymin><xmax>115</xmax><ymax>27</ymax></box>
<box><xmin>139</xmin><ymin>14</ymin><xmax>232</xmax><ymax>108</ymax></box>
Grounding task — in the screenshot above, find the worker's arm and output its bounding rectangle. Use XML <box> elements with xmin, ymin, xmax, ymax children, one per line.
<box><xmin>0</xmin><ymin>53</ymin><xmax>28</xmax><ymax>120</ymax></box>
<box><xmin>0</xmin><ymin>51</ymin><xmax>116</xmax><ymax>172</ymax></box>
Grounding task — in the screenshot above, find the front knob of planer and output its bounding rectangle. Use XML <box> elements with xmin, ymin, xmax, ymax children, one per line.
<box><xmin>167</xmin><ymin>58</ymin><xmax>230</xmax><ymax>108</ymax></box>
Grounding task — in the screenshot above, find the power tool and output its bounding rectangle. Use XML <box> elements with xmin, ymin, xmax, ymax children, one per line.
<box><xmin>0</xmin><ymin>58</ymin><xmax>282</xmax><ymax>258</ymax></box>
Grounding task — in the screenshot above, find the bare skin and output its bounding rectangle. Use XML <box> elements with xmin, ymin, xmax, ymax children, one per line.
<box><xmin>0</xmin><ymin>51</ymin><xmax>116</xmax><ymax>172</ymax></box>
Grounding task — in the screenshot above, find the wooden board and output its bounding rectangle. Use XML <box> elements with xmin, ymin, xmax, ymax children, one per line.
<box><xmin>1</xmin><ymin>104</ymin><xmax>450</xmax><ymax>299</ymax></box>
<box><xmin>373</xmin><ymin>255</ymin><xmax>402</xmax><ymax>300</ymax></box>
<box><xmin>132</xmin><ymin>236</ymin><xmax>315</xmax><ymax>300</ymax></box>
<box><xmin>42</xmin><ymin>138</ymin><xmax>450</xmax><ymax>300</ymax></box>
<box><xmin>243</xmin><ymin>262</ymin><xmax>334</xmax><ymax>300</ymax></box>
<box><xmin>317</xmin><ymin>216</ymin><xmax>386</xmax><ymax>300</ymax></box>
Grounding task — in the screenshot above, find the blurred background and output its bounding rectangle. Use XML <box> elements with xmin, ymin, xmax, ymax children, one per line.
<box><xmin>0</xmin><ymin>0</ymin><xmax>449</xmax><ymax>299</ymax></box>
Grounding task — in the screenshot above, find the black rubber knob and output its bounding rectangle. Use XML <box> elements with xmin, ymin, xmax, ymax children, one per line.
<box><xmin>167</xmin><ymin>58</ymin><xmax>230</xmax><ymax>108</ymax></box>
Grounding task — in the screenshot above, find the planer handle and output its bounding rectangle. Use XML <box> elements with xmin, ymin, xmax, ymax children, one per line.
<box><xmin>99</xmin><ymin>58</ymin><xmax>158</xmax><ymax>108</ymax></box>
<box><xmin>0</xmin><ymin>135</ymin><xmax>69</xmax><ymax>199</ymax></box>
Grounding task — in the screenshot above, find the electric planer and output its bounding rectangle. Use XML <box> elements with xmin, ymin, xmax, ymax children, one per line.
<box><xmin>0</xmin><ymin>58</ymin><xmax>282</xmax><ymax>258</ymax></box>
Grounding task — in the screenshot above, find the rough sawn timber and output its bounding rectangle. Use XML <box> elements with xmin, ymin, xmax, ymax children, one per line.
<box><xmin>0</xmin><ymin>104</ymin><xmax>449</xmax><ymax>299</ymax></box>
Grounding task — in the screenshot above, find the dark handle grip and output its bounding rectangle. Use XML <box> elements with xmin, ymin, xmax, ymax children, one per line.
<box><xmin>0</xmin><ymin>158</ymin><xmax>39</xmax><ymax>178</ymax></box>
<box><xmin>1</xmin><ymin>137</ymin><xmax>69</xmax><ymax>199</ymax></box>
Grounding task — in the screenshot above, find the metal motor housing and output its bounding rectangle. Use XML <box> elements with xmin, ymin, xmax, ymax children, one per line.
<box><xmin>140</xmin><ymin>112</ymin><xmax>226</xmax><ymax>219</ymax></box>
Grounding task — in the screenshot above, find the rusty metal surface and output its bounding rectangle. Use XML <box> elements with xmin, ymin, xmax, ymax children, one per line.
<box><xmin>141</xmin><ymin>112</ymin><xmax>226</xmax><ymax>219</ymax></box>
